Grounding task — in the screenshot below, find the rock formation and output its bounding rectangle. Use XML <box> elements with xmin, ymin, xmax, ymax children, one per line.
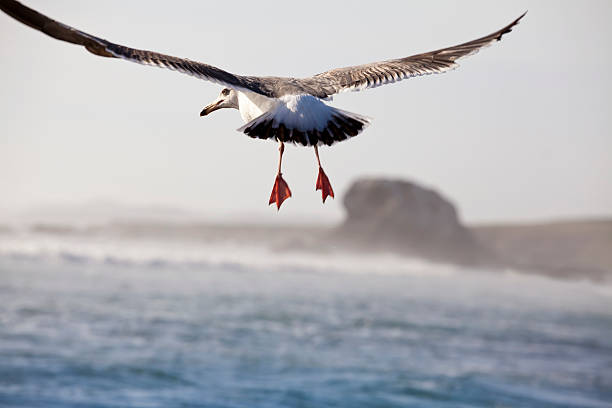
<box><xmin>336</xmin><ymin>178</ymin><xmax>490</xmax><ymax>264</ymax></box>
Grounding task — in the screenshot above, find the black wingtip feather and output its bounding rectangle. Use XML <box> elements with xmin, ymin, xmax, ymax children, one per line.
<box><xmin>496</xmin><ymin>11</ymin><xmax>527</xmax><ymax>41</ymax></box>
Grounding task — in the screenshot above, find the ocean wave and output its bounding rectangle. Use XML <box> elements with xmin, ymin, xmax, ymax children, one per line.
<box><xmin>0</xmin><ymin>232</ymin><xmax>459</xmax><ymax>278</ymax></box>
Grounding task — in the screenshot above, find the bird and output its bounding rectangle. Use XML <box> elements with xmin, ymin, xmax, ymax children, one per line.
<box><xmin>0</xmin><ymin>0</ymin><xmax>525</xmax><ymax>210</ymax></box>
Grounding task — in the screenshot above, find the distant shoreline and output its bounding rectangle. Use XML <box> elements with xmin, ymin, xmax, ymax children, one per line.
<box><xmin>1</xmin><ymin>216</ymin><xmax>610</xmax><ymax>283</ymax></box>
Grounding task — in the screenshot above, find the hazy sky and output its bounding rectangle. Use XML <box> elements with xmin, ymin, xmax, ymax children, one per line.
<box><xmin>1</xmin><ymin>0</ymin><xmax>610</xmax><ymax>224</ymax></box>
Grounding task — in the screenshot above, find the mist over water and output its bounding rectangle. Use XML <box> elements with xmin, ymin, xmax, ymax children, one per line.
<box><xmin>1</xmin><ymin>226</ymin><xmax>611</xmax><ymax>407</ymax></box>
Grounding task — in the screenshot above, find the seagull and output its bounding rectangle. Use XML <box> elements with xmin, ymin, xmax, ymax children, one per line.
<box><xmin>0</xmin><ymin>0</ymin><xmax>525</xmax><ymax>209</ymax></box>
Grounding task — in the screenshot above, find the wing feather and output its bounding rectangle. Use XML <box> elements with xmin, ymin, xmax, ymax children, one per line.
<box><xmin>0</xmin><ymin>0</ymin><xmax>276</xmax><ymax>97</ymax></box>
<box><xmin>304</xmin><ymin>12</ymin><xmax>526</xmax><ymax>97</ymax></box>
<box><xmin>1</xmin><ymin>1</ymin><xmax>526</xmax><ymax>100</ymax></box>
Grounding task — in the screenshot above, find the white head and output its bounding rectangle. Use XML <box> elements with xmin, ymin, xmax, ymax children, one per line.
<box><xmin>200</xmin><ymin>88</ymin><xmax>239</xmax><ymax>116</ymax></box>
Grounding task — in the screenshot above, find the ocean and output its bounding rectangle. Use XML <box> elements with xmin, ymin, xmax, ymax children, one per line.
<box><xmin>0</xmin><ymin>225</ymin><xmax>611</xmax><ymax>407</ymax></box>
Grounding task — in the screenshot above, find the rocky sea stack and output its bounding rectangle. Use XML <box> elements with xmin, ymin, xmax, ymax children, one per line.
<box><xmin>337</xmin><ymin>178</ymin><xmax>490</xmax><ymax>265</ymax></box>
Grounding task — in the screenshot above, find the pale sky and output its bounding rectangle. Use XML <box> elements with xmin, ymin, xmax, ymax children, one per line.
<box><xmin>1</xmin><ymin>0</ymin><xmax>610</xmax><ymax>225</ymax></box>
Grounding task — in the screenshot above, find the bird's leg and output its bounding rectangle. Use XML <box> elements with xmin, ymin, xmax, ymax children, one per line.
<box><xmin>314</xmin><ymin>145</ymin><xmax>334</xmax><ymax>203</ymax></box>
<box><xmin>269</xmin><ymin>141</ymin><xmax>292</xmax><ymax>209</ymax></box>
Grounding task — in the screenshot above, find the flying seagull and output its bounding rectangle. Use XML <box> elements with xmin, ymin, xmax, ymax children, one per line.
<box><xmin>0</xmin><ymin>1</ymin><xmax>525</xmax><ymax>209</ymax></box>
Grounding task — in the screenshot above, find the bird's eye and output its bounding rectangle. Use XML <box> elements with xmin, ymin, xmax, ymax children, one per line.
<box><xmin>221</xmin><ymin>89</ymin><xmax>230</xmax><ymax>96</ymax></box>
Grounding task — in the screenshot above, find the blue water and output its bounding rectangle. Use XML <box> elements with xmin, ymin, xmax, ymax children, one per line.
<box><xmin>1</xmin><ymin>255</ymin><xmax>611</xmax><ymax>407</ymax></box>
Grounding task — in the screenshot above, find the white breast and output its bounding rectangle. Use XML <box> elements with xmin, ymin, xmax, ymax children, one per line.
<box><xmin>237</xmin><ymin>91</ymin><xmax>278</xmax><ymax>123</ymax></box>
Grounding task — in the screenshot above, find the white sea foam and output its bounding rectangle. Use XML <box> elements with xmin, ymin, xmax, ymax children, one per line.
<box><xmin>2</xmin><ymin>224</ymin><xmax>611</xmax><ymax>315</ymax></box>
<box><xmin>0</xmin><ymin>228</ymin><xmax>459</xmax><ymax>278</ymax></box>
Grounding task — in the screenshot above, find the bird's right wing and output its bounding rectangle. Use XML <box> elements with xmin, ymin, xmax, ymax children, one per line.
<box><xmin>302</xmin><ymin>12</ymin><xmax>526</xmax><ymax>98</ymax></box>
<box><xmin>0</xmin><ymin>0</ymin><xmax>276</xmax><ymax>97</ymax></box>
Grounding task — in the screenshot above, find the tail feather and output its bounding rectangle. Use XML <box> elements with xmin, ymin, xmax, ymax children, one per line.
<box><xmin>237</xmin><ymin>95</ymin><xmax>371</xmax><ymax>146</ymax></box>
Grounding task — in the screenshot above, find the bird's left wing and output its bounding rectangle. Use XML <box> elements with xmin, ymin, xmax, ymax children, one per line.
<box><xmin>300</xmin><ymin>12</ymin><xmax>526</xmax><ymax>98</ymax></box>
<box><xmin>0</xmin><ymin>0</ymin><xmax>276</xmax><ymax>97</ymax></box>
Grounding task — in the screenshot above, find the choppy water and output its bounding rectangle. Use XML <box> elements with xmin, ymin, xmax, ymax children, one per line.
<box><xmin>1</xmin><ymin>230</ymin><xmax>611</xmax><ymax>407</ymax></box>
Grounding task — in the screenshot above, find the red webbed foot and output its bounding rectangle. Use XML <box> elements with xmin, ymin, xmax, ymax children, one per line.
<box><xmin>316</xmin><ymin>167</ymin><xmax>335</xmax><ymax>203</ymax></box>
<box><xmin>269</xmin><ymin>173</ymin><xmax>292</xmax><ymax>210</ymax></box>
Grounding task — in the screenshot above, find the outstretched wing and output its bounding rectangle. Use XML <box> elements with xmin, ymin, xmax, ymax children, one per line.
<box><xmin>0</xmin><ymin>0</ymin><xmax>276</xmax><ymax>97</ymax></box>
<box><xmin>302</xmin><ymin>12</ymin><xmax>526</xmax><ymax>98</ymax></box>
